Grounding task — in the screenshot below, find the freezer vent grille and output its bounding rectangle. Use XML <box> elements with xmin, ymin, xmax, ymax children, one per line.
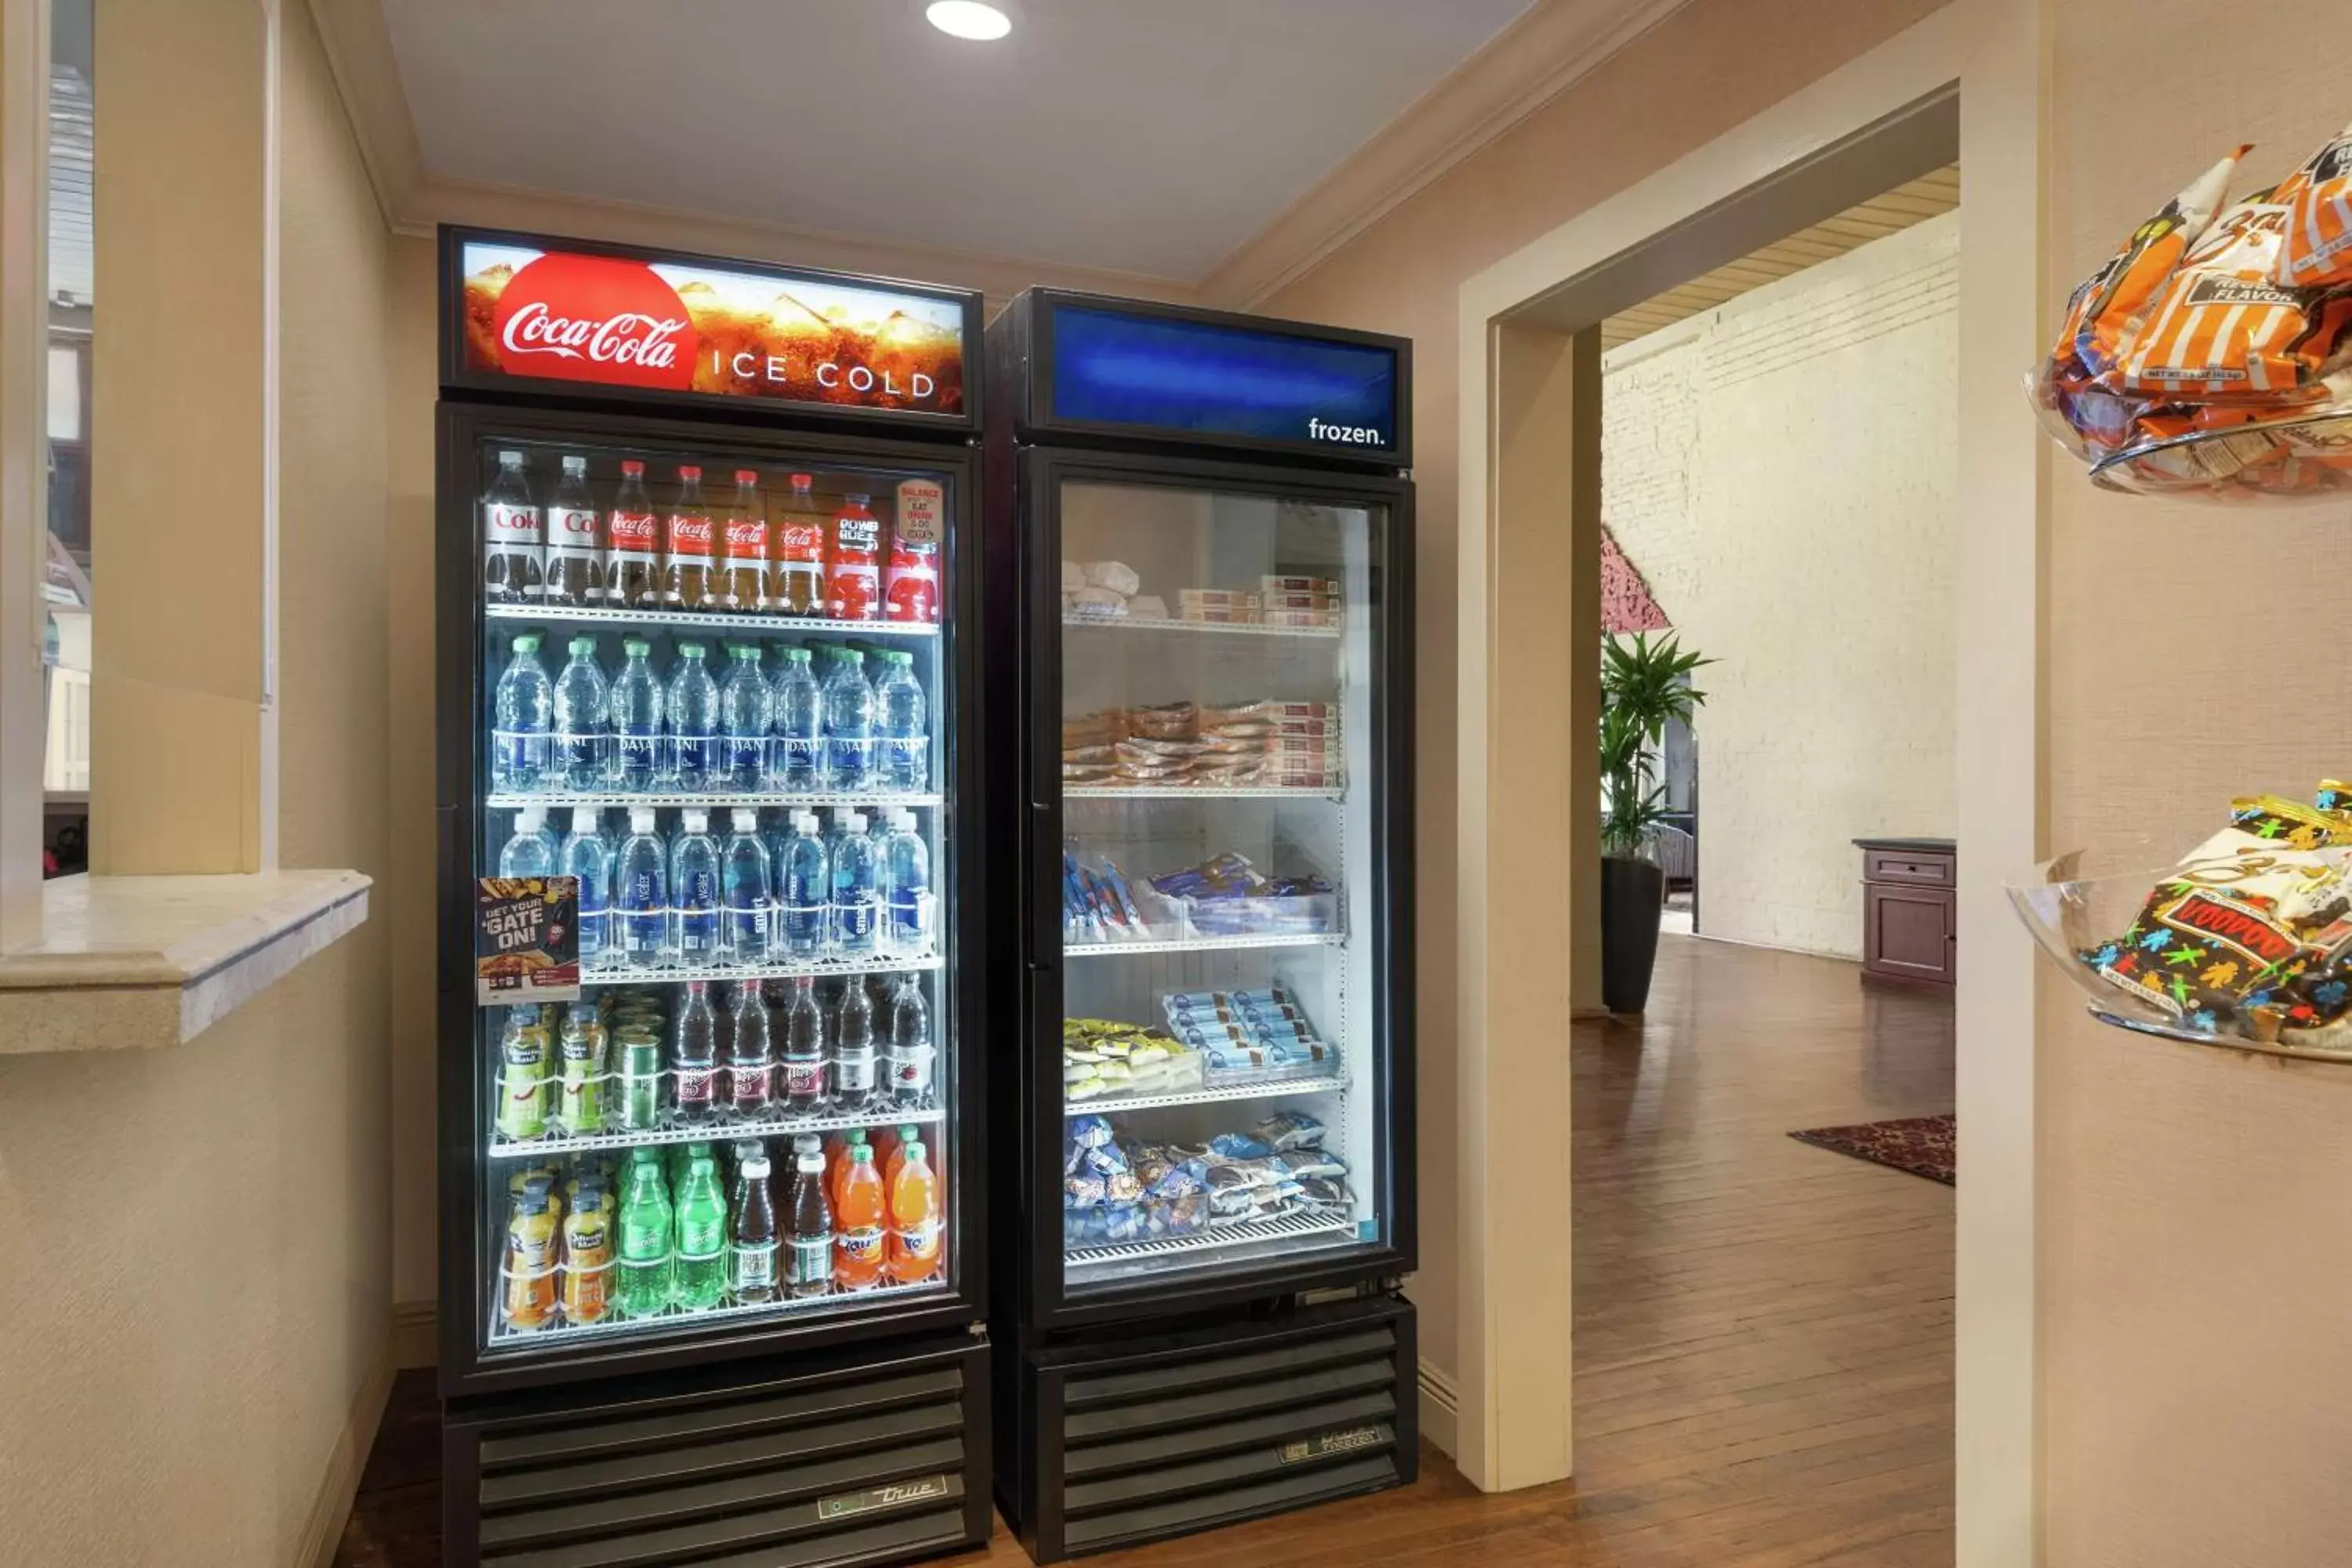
<box><xmin>1054</xmin><ymin>1319</ymin><xmax>1405</xmax><ymax>1556</ymax></box>
<box><xmin>470</xmin><ymin>1361</ymin><xmax>975</xmax><ymax>1567</ymax></box>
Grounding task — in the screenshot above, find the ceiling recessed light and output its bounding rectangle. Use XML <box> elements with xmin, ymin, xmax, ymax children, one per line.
<box><xmin>927</xmin><ymin>1</ymin><xmax>1011</xmax><ymax>41</ymax></box>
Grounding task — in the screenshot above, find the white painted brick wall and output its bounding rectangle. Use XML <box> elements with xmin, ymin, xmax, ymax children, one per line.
<box><xmin>1602</xmin><ymin>210</ymin><xmax>1958</xmax><ymax>960</ymax></box>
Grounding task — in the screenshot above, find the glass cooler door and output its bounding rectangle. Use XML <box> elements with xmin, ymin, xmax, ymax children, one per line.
<box><xmin>471</xmin><ymin>434</ymin><xmax>962</xmax><ymax>1360</ymax></box>
<box><xmin>1050</xmin><ymin>474</ymin><xmax>1398</xmax><ymax>1301</ymax></box>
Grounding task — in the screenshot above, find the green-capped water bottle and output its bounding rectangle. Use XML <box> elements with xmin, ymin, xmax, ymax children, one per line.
<box><xmin>673</xmin><ymin>1156</ymin><xmax>729</xmax><ymax>1312</ymax></box>
<box><xmin>615</xmin><ymin>1158</ymin><xmax>674</xmax><ymax>1318</ymax></box>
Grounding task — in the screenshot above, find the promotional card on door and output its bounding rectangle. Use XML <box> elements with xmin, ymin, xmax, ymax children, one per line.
<box><xmin>476</xmin><ymin>877</ymin><xmax>582</xmax><ymax>1004</ymax></box>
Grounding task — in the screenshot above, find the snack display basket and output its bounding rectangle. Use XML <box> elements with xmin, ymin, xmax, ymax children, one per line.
<box><xmin>2085</xmin><ymin>408</ymin><xmax>2352</xmax><ymax>501</ymax></box>
<box><xmin>2009</xmin><ymin>846</ymin><xmax>2352</xmax><ymax>1063</ymax></box>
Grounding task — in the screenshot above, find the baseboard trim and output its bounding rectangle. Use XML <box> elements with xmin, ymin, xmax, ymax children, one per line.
<box><xmin>391</xmin><ymin>1299</ymin><xmax>437</xmax><ymax>1369</ymax></box>
<box><xmin>1418</xmin><ymin>1359</ymin><xmax>1460</xmax><ymax>1459</ymax></box>
<box><xmin>294</xmin><ymin>1326</ymin><xmax>396</xmax><ymax>1568</ymax></box>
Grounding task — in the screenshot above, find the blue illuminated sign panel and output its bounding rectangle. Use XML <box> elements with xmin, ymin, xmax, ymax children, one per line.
<box><xmin>1047</xmin><ymin>303</ymin><xmax>1402</xmax><ymax>460</ymax></box>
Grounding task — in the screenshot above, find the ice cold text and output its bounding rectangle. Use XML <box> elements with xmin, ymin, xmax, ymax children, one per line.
<box><xmin>714</xmin><ymin>350</ymin><xmax>936</xmax><ymax>402</ymax></box>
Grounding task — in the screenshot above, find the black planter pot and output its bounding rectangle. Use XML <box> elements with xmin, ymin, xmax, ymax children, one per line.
<box><xmin>1600</xmin><ymin>855</ymin><xmax>1667</xmax><ymax>1014</ymax></box>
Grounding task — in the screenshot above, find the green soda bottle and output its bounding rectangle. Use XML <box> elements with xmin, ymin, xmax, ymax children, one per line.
<box><xmin>615</xmin><ymin>1158</ymin><xmax>675</xmax><ymax>1317</ymax></box>
<box><xmin>673</xmin><ymin>1156</ymin><xmax>729</xmax><ymax>1312</ymax></box>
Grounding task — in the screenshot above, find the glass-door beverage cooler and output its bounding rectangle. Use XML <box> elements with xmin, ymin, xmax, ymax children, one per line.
<box><xmin>985</xmin><ymin>292</ymin><xmax>1418</xmax><ymax>1562</ymax></box>
<box><xmin>434</xmin><ymin>228</ymin><xmax>991</xmax><ymax>1568</ymax></box>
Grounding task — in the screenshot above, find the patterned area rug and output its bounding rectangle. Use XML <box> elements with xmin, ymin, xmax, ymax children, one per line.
<box><xmin>1790</xmin><ymin>1113</ymin><xmax>1955</xmax><ymax>1185</ymax></box>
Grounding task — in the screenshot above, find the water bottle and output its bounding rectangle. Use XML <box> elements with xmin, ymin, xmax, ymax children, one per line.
<box><xmin>768</xmin><ymin>648</ymin><xmax>822</xmax><ymax>793</ymax></box>
<box><xmin>821</xmin><ymin>649</ymin><xmax>875</xmax><ymax>793</ymax></box>
<box><xmin>559</xmin><ymin>808</ymin><xmax>612</xmax><ymax>971</ymax></box>
<box><xmin>666</xmin><ymin>641</ymin><xmax>720</xmax><ymax>791</ymax></box>
<box><xmin>492</xmin><ymin>635</ymin><xmax>553</xmax><ymax>794</ymax></box>
<box><xmin>719</xmin><ymin>644</ymin><xmax>771</xmax><ymax>793</ymax></box>
<box><xmin>780</xmin><ymin>976</ymin><xmax>826</xmax><ymax>1112</ymax></box>
<box><xmin>497</xmin><ymin>806</ymin><xmax>557</xmax><ymax>877</ymax></box>
<box><xmin>778</xmin><ymin>811</ymin><xmax>829</xmax><ymax>959</ymax></box>
<box><xmin>873</xmin><ymin>651</ymin><xmax>927</xmax><ymax>792</ymax></box>
<box><xmin>887</xmin><ymin>974</ymin><xmax>934</xmax><ymax>1109</ymax></box>
<box><xmin>552</xmin><ymin>636</ymin><xmax>612</xmax><ymax>791</ymax></box>
<box><xmin>609</xmin><ymin>637</ymin><xmax>664</xmax><ymax>793</ymax></box>
<box><xmin>616</xmin><ymin>808</ymin><xmax>670</xmax><ymax>970</ymax></box>
<box><xmin>671</xmin><ymin>808</ymin><xmax>722</xmax><ymax>968</ymax></box>
<box><xmin>878</xmin><ymin>809</ymin><xmax>931</xmax><ymax>957</ymax></box>
<box><xmin>833</xmin><ymin>972</ymin><xmax>877</xmax><ymax>1110</ymax></box>
<box><xmin>829</xmin><ymin>811</ymin><xmax>879</xmax><ymax>956</ymax></box>
<box><xmin>721</xmin><ymin>808</ymin><xmax>773</xmax><ymax>965</ymax></box>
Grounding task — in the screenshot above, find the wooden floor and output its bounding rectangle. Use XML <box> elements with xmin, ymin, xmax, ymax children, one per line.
<box><xmin>339</xmin><ymin>935</ymin><xmax>1954</xmax><ymax>1566</ymax></box>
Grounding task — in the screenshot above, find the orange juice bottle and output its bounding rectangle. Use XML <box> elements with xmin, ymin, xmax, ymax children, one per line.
<box><xmin>828</xmin><ymin>1127</ymin><xmax>869</xmax><ymax>1215</ymax></box>
<box><xmin>885</xmin><ymin>1140</ymin><xmax>942</xmax><ymax>1285</ymax></box>
<box><xmin>503</xmin><ymin>1181</ymin><xmax>560</xmax><ymax>1330</ymax></box>
<box><xmin>872</xmin><ymin>1122</ymin><xmax>906</xmax><ymax>1182</ymax></box>
<box><xmin>833</xmin><ymin>1145</ymin><xmax>887</xmax><ymax>1291</ymax></box>
<box><xmin>560</xmin><ymin>1181</ymin><xmax>615</xmax><ymax>1327</ymax></box>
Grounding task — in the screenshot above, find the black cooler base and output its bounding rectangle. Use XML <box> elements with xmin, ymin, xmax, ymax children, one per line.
<box><xmin>442</xmin><ymin>1333</ymin><xmax>992</xmax><ymax>1568</ymax></box>
<box><xmin>1003</xmin><ymin>1294</ymin><xmax>1417</xmax><ymax>1562</ymax></box>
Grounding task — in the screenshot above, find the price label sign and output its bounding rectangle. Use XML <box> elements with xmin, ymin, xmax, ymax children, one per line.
<box><xmin>476</xmin><ymin>877</ymin><xmax>581</xmax><ymax>1004</ymax></box>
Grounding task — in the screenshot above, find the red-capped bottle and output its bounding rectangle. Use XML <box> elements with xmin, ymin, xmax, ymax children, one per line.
<box><xmin>606</xmin><ymin>459</ymin><xmax>661</xmax><ymax>610</ymax></box>
<box><xmin>771</xmin><ymin>474</ymin><xmax>827</xmax><ymax>618</ymax></box>
<box><xmin>720</xmin><ymin>469</ymin><xmax>768</xmax><ymax>613</ymax></box>
<box><xmin>662</xmin><ymin>464</ymin><xmax>717</xmax><ymax>611</ymax></box>
<box><xmin>884</xmin><ymin>478</ymin><xmax>943</xmax><ymax>624</ymax></box>
<box><xmin>827</xmin><ymin>493</ymin><xmax>881</xmax><ymax>622</ymax></box>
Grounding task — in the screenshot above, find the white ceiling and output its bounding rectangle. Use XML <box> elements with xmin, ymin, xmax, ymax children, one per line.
<box><xmin>381</xmin><ymin>0</ymin><xmax>1541</xmax><ymax>281</ymax></box>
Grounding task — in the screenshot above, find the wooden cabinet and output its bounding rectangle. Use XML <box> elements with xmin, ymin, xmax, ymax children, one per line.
<box><xmin>1857</xmin><ymin>837</ymin><xmax>1955</xmax><ymax>990</ymax></box>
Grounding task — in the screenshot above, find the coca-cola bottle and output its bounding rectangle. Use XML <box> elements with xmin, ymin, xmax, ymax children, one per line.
<box><xmin>606</xmin><ymin>459</ymin><xmax>661</xmax><ymax>610</ymax></box>
<box><xmin>663</xmin><ymin>465</ymin><xmax>718</xmax><ymax>611</ymax></box>
<box><xmin>771</xmin><ymin>474</ymin><xmax>827</xmax><ymax>618</ymax></box>
<box><xmin>543</xmin><ymin>455</ymin><xmax>602</xmax><ymax>608</ymax></box>
<box><xmin>481</xmin><ymin>449</ymin><xmax>543</xmax><ymax>604</ymax></box>
<box><xmin>720</xmin><ymin>469</ymin><xmax>768</xmax><ymax>613</ymax></box>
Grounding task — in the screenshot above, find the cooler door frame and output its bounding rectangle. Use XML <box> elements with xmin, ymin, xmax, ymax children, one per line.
<box><xmin>1014</xmin><ymin>445</ymin><xmax>1417</xmax><ymax>1336</ymax></box>
<box><xmin>436</xmin><ymin>397</ymin><xmax>989</xmax><ymax>1399</ymax></box>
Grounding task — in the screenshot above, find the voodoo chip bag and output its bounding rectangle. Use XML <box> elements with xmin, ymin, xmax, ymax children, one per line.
<box><xmin>2273</xmin><ymin>118</ymin><xmax>2352</xmax><ymax>289</ymax></box>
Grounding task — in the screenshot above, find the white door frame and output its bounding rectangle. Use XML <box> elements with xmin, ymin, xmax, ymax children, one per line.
<box><xmin>1451</xmin><ymin>4</ymin><xmax>2048</xmax><ymax>1564</ymax></box>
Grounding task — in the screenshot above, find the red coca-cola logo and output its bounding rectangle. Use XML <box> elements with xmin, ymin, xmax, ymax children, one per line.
<box><xmin>667</xmin><ymin>515</ymin><xmax>715</xmax><ymax>556</ymax></box>
<box><xmin>493</xmin><ymin>254</ymin><xmax>698</xmax><ymax>391</ymax></box>
<box><xmin>724</xmin><ymin>519</ymin><xmax>768</xmax><ymax>560</ymax></box>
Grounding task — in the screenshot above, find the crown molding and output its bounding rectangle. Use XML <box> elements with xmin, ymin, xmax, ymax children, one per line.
<box><xmin>306</xmin><ymin>0</ymin><xmax>424</xmax><ymax>226</ymax></box>
<box><xmin>1196</xmin><ymin>0</ymin><xmax>1697</xmax><ymax>309</ymax></box>
<box><xmin>402</xmin><ymin>172</ymin><xmax>1200</xmax><ymax>309</ymax></box>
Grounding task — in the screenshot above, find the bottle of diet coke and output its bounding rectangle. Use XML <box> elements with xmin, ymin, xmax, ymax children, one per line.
<box><xmin>543</xmin><ymin>455</ymin><xmax>602</xmax><ymax>608</ymax></box>
<box><xmin>827</xmin><ymin>493</ymin><xmax>882</xmax><ymax>622</ymax></box>
<box><xmin>481</xmin><ymin>449</ymin><xmax>543</xmax><ymax>604</ymax></box>
<box><xmin>606</xmin><ymin>459</ymin><xmax>661</xmax><ymax>610</ymax></box>
<box><xmin>663</xmin><ymin>465</ymin><xmax>719</xmax><ymax>611</ymax></box>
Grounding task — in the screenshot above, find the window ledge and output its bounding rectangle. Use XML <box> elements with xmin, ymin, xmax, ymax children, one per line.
<box><xmin>0</xmin><ymin>870</ymin><xmax>372</xmax><ymax>1054</ymax></box>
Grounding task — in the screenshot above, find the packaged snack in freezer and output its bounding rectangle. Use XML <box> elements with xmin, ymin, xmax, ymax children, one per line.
<box><xmin>1061</xmin><ymin>560</ymin><xmax>1087</xmax><ymax>593</ymax></box>
<box><xmin>1231</xmin><ymin>984</ymin><xmax>1300</xmax><ymax>1011</ymax></box>
<box><xmin>1269</xmin><ymin>716</ymin><xmax>1343</xmax><ymax>739</ymax></box>
<box><xmin>1258</xmin><ymin>701</ymin><xmax>1338</xmax><ymax>721</ymax></box>
<box><xmin>1291</xmin><ymin>1176</ymin><xmax>1354</xmax><ymax>1211</ymax></box>
<box><xmin>1178</xmin><ymin>587</ymin><xmax>1258</xmax><ymax>607</ymax></box>
<box><xmin>1124</xmin><ymin>701</ymin><xmax>1199</xmax><ymax>740</ymax></box>
<box><xmin>1252</xmin><ymin>1109</ymin><xmax>1326</xmax><ymax>1152</ymax></box>
<box><xmin>1263</xmin><ymin>590</ymin><xmax>1339</xmax><ymax>611</ymax></box>
<box><xmin>1200</xmin><ymin>700</ymin><xmax>1271</xmax><ymax>725</ymax></box>
<box><xmin>1116</xmin><ymin>736</ymin><xmax>1204</xmax><ymax>761</ymax></box>
<box><xmin>1261</xmin><ymin>575</ymin><xmax>1338</xmax><ymax>595</ymax></box>
<box><xmin>1067</xmin><ymin>585</ymin><xmax>1131</xmax><ymax>618</ymax></box>
<box><xmin>1179</xmin><ymin>604</ymin><xmax>1256</xmax><ymax>625</ymax></box>
<box><xmin>1207</xmin><ymin>1131</ymin><xmax>1275</xmax><ymax>1161</ymax></box>
<box><xmin>1279</xmin><ymin>1147</ymin><xmax>1348</xmax><ymax>1181</ymax></box>
<box><xmin>1264</xmin><ymin>608</ymin><xmax>1339</xmax><ymax>628</ymax></box>
<box><xmin>1127</xmin><ymin>594</ymin><xmax>1170</xmax><ymax>621</ymax></box>
<box><xmin>1083</xmin><ymin>561</ymin><xmax>1142</xmax><ymax>596</ymax></box>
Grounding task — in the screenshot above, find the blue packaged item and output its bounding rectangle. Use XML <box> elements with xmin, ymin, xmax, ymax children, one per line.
<box><xmin>1252</xmin><ymin>1110</ymin><xmax>1326</xmax><ymax>1152</ymax></box>
<box><xmin>1207</xmin><ymin>1131</ymin><xmax>1272</xmax><ymax>1161</ymax></box>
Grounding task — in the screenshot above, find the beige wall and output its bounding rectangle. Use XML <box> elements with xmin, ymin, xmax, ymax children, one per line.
<box><xmin>1259</xmin><ymin>0</ymin><xmax>1950</xmax><ymax>1403</ymax></box>
<box><xmin>2042</xmin><ymin>7</ymin><xmax>2352</xmax><ymax>1563</ymax></box>
<box><xmin>0</xmin><ymin>4</ymin><xmax>394</xmax><ymax>1563</ymax></box>
<box><xmin>1605</xmin><ymin>212</ymin><xmax>1958</xmax><ymax>958</ymax></box>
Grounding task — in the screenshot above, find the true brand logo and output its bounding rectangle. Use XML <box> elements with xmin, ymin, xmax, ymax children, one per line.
<box><xmin>492</xmin><ymin>253</ymin><xmax>699</xmax><ymax>393</ymax></box>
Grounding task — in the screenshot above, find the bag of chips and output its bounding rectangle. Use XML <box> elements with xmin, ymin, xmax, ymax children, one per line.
<box><xmin>2273</xmin><ymin>119</ymin><xmax>2352</xmax><ymax>288</ymax></box>
<box><xmin>2111</xmin><ymin>195</ymin><xmax>2352</xmax><ymax>402</ymax></box>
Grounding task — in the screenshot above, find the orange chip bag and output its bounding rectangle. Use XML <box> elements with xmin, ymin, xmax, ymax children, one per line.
<box><xmin>2062</xmin><ymin>146</ymin><xmax>2245</xmax><ymax>384</ymax></box>
<box><xmin>2111</xmin><ymin>194</ymin><xmax>2352</xmax><ymax>402</ymax></box>
<box><xmin>2274</xmin><ymin>119</ymin><xmax>2352</xmax><ymax>289</ymax></box>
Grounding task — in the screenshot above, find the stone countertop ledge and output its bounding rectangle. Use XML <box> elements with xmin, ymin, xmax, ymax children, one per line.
<box><xmin>0</xmin><ymin>869</ymin><xmax>372</xmax><ymax>1053</ymax></box>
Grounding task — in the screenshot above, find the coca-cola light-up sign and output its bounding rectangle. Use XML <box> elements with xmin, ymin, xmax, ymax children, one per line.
<box><xmin>452</xmin><ymin>236</ymin><xmax>970</xmax><ymax>418</ymax></box>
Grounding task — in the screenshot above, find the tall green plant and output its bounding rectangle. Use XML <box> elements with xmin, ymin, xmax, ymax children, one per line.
<box><xmin>1599</xmin><ymin>631</ymin><xmax>1712</xmax><ymax>859</ymax></box>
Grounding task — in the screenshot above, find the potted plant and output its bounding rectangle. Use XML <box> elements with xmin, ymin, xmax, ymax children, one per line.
<box><xmin>1599</xmin><ymin>631</ymin><xmax>1711</xmax><ymax>1014</ymax></box>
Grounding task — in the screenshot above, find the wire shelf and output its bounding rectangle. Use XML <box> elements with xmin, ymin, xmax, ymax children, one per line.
<box><xmin>485</xmin><ymin>1275</ymin><xmax>953</xmax><ymax>1350</ymax></box>
<box><xmin>488</xmin><ymin>790</ymin><xmax>942</xmax><ymax>811</ymax></box>
<box><xmin>488</xmin><ymin>1103</ymin><xmax>943</xmax><ymax>1161</ymax></box>
<box><xmin>1064</xmin><ymin>932</ymin><xmax>1342</xmax><ymax>959</ymax></box>
<box><xmin>1063</xmin><ymin>1208</ymin><xmax>1356</xmax><ymax>1270</ymax></box>
<box><xmin>569</xmin><ymin>951</ymin><xmax>944</xmax><ymax>989</ymax></box>
<box><xmin>489</xmin><ymin>603</ymin><xmax>940</xmax><ymax>639</ymax></box>
<box><xmin>1064</xmin><ymin>1072</ymin><xmax>1348</xmax><ymax>1117</ymax></box>
<box><xmin>1062</xmin><ymin>615</ymin><xmax>1339</xmax><ymax>641</ymax></box>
